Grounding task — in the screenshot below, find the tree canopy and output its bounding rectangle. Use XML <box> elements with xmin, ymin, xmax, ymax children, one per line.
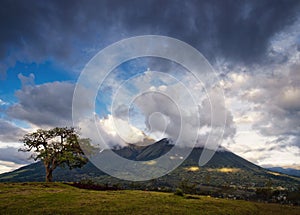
<box><xmin>20</xmin><ymin>127</ymin><xmax>90</xmax><ymax>182</ymax></box>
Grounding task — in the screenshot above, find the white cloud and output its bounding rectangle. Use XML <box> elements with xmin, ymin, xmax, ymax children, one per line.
<box><xmin>216</xmin><ymin>19</ymin><xmax>300</xmax><ymax>168</ymax></box>
<box><xmin>108</xmin><ymin>69</ymin><xmax>235</xmax><ymax>149</ymax></box>
<box><xmin>18</xmin><ymin>73</ymin><xmax>35</xmax><ymax>87</ymax></box>
<box><xmin>99</xmin><ymin>114</ymin><xmax>148</xmax><ymax>144</ymax></box>
<box><xmin>72</xmin><ymin>65</ymin><xmax>235</xmax><ymax>151</ymax></box>
<box><xmin>256</xmin><ymin>145</ymin><xmax>300</xmax><ymax>167</ymax></box>
<box><xmin>78</xmin><ymin>114</ymin><xmax>153</xmax><ymax>149</ymax></box>
<box><xmin>222</xmin><ymin>65</ymin><xmax>300</xmax><ymax>166</ymax></box>
<box><xmin>0</xmin><ymin>99</ymin><xmax>8</xmax><ymax>106</ymax></box>
<box><xmin>277</xmin><ymin>87</ymin><xmax>300</xmax><ymax>111</ymax></box>
<box><xmin>0</xmin><ymin>160</ymin><xmax>27</xmax><ymax>174</ymax></box>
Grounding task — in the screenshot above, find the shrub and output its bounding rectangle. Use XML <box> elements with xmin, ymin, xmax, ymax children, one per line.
<box><xmin>174</xmin><ymin>188</ymin><xmax>184</xmax><ymax>196</ymax></box>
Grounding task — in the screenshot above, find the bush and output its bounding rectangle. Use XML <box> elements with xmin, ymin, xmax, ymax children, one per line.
<box><xmin>174</xmin><ymin>188</ymin><xmax>184</xmax><ymax>196</ymax></box>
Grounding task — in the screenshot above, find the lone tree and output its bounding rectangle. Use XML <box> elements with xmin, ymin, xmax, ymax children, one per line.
<box><xmin>20</xmin><ymin>127</ymin><xmax>90</xmax><ymax>182</ymax></box>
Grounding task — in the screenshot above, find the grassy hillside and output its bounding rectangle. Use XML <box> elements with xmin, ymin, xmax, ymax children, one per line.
<box><xmin>0</xmin><ymin>183</ymin><xmax>299</xmax><ymax>215</ymax></box>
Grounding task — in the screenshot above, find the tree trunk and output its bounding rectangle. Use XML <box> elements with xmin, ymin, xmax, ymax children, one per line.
<box><xmin>45</xmin><ymin>163</ymin><xmax>53</xmax><ymax>182</ymax></box>
<box><xmin>46</xmin><ymin>168</ymin><xmax>53</xmax><ymax>182</ymax></box>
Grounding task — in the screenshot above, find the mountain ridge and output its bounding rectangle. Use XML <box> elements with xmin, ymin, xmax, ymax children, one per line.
<box><xmin>0</xmin><ymin>138</ymin><xmax>299</xmax><ymax>192</ymax></box>
<box><xmin>267</xmin><ymin>167</ymin><xmax>300</xmax><ymax>177</ymax></box>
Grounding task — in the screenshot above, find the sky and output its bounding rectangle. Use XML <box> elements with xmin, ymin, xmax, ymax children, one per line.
<box><xmin>0</xmin><ymin>0</ymin><xmax>300</xmax><ymax>173</ymax></box>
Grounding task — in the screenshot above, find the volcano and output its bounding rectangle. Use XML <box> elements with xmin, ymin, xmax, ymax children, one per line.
<box><xmin>0</xmin><ymin>138</ymin><xmax>299</xmax><ymax>193</ymax></box>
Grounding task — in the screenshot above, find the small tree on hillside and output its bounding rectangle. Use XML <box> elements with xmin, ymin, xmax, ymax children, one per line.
<box><xmin>20</xmin><ymin>127</ymin><xmax>90</xmax><ymax>182</ymax></box>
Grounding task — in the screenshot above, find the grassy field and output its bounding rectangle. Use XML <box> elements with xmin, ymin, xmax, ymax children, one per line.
<box><xmin>0</xmin><ymin>183</ymin><xmax>299</xmax><ymax>215</ymax></box>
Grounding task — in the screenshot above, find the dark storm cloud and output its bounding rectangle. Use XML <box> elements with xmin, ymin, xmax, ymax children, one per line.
<box><xmin>1</xmin><ymin>0</ymin><xmax>299</xmax><ymax>78</ymax></box>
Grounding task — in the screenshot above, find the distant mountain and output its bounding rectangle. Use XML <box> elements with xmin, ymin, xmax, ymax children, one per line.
<box><xmin>0</xmin><ymin>138</ymin><xmax>299</xmax><ymax>192</ymax></box>
<box><xmin>267</xmin><ymin>167</ymin><xmax>300</xmax><ymax>177</ymax></box>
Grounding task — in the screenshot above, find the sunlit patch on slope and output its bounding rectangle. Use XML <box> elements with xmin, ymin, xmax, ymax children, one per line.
<box><xmin>208</xmin><ymin>167</ymin><xmax>240</xmax><ymax>173</ymax></box>
<box><xmin>185</xmin><ymin>166</ymin><xmax>200</xmax><ymax>172</ymax></box>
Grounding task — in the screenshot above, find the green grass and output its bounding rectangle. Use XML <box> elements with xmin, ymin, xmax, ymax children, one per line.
<box><xmin>0</xmin><ymin>183</ymin><xmax>298</xmax><ymax>215</ymax></box>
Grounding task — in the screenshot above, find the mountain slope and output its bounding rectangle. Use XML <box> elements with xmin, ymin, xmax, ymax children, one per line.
<box><xmin>267</xmin><ymin>167</ymin><xmax>300</xmax><ymax>177</ymax></box>
<box><xmin>114</xmin><ymin>138</ymin><xmax>172</xmax><ymax>161</ymax></box>
<box><xmin>0</xmin><ymin>139</ymin><xmax>299</xmax><ymax>191</ymax></box>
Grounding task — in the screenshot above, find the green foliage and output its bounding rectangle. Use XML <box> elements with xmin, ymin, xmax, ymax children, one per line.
<box><xmin>255</xmin><ymin>188</ymin><xmax>273</xmax><ymax>200</ymax></box>
<box><xmin>19</xmin><ymin>127</ymin><xmax>90</xmax><ymax>182</ymax></box>
<box><xmin>174</xmin><ymin>188</ymin><xmax>184</xmax><ymax>196</ymax></box>
<box><xmin>179</xmin><ymin>179</ymin><xmax>196</xmax><ymax>194</ymax></box>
